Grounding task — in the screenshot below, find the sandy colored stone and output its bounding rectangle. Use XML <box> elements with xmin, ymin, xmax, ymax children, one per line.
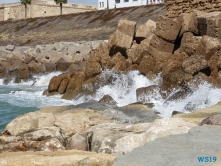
<box><xmin>172</xmin><ymin>101</ymin><xmax>221</xmax><ymax>124</ymax></box>
<box><xmin>0</xmin><ymin>150</ymin><xmax>116</xmax><ymax>166</ymax></box>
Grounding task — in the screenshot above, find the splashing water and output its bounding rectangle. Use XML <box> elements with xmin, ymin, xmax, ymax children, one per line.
<box><xmin>72</xmin><ymin>70</ymin><xmax>221</xmax><ymax>118</ymax></box>
<box><xmin>1</xmin><ymin>69</ymin><xmax>221</xmax><ymax>130</ymax></box>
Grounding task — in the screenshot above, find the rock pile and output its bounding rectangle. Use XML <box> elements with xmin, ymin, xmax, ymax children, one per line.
<box><xmin>0</xmin><ymin>41</ymin><xmax>104</xmax><ymax>84</ymax></box>
<box><xmin>0</xmin><ymin>102</ymin><xmax>196</xmax><ymax>157</ymax></box>
<box><xmin>46</xmin><ymin>10</ymin><xmax>221</xmax><ymax>102</ymax></box>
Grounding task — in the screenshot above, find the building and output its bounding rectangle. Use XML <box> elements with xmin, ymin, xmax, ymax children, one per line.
<box><xmin>98</xmin><ymin>0</ymin><xmax>164</xmax><ymax>10</ymax></box>
<box><xmin>0</xmin><ymin>0</ymin><xmax>97</xmax><ymax>21</ymax></box>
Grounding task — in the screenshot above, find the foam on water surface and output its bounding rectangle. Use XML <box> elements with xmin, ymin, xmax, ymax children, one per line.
<box><xmin>1</xmin><ymin>70</ymin><xmax>221</xmax><ymax>120</ymax></box>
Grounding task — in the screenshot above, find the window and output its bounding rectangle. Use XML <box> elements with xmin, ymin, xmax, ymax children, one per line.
<box><xmin>124</xmin><ymin>0</ymin><xmax>129</xmax><ymax>2</ymax></box>
<box><xmin>116</xmin><ymin>0</ymin><xmax>120</xmax><ymax>3</ymax></box>
<box><xmin>102</xmin><ymin>2</ymin><xmax>104</xmax><ymax>7</ymax></box>
<box><xmin>100</xmin><ymin>2</ymin><xmax>102</xmax><ymax>8</ymax></box>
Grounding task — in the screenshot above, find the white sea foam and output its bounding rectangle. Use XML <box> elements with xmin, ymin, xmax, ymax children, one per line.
<box><xmin>1</xmin><ymin>70</ymin><xmax>221</xmax><ymax>118</ymax></box>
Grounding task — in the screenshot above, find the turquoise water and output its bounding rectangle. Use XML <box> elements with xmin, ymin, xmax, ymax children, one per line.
<box><xmin>1</xmin><ymin>70</ymin><xmax>221</xmax><ymax>131</ymax></box>
<box><xmin>0</xmin><ymin>72</ymin><xmax>73</xmax><ymax>131</ymax></box>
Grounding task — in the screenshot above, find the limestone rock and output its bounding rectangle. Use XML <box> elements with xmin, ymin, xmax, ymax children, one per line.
<box><xmin>162</xmin><ymin>69</ymin><xmax>193</xmax><ymax>89</ymax></box>
<box><xmin>56</xmin><ymin>57</ymin><xmax>71</xmax><ymax>72</ymax></box>
<box><xmin>28</xmin><ymin>60</ymin><xmax>45</xmax><ymax>75</ymax></box>
<box><xmin>87</xmin><ymin>118</ymin><xmax>195</xmax><ymax>156</ymax></box>
<box><xmin>136</xmin><ymin>85</ymin><xmax>161</xmax><ymax>103</ymax></box>
<box><xmin>99</xmin><ymin>95</ymin><xmax>117</xmax><ymax>106</ymax></box>
<box><xmin>180</xmin><ymin>32</ymin><xmax>202</xmax><ymax>56</ymax></box>
<box><xmin>200</xmin><ymin>114</ymin><xmax>221</xmax><ymax>126</ymax></box>
<box><xmin>66</xmin><ymin>133</ymin><xmax>88</xmax><ymax>151</ymax></box>
<box><xmin>179</xmin><ymin>12</ymin><xmax>198</xmax><ymax>36</ymax></box>
<box><xmin>0</xmin><ymin>150</ymin><xmax>116</xmax><ymax>166</ymax></box>
<box><xmin>172</xmin><ymin>101</ymin><xmax>221</xmax><ymax>124</ymax></box>
<box><xmin>155</xmin><ymin>16</ymin><xmax>181</xmax><ymax>42</ymax></box>
<box><xmin>135</xmin><ymin>19</ymin><xmax>156</xmax><ymax>40</ymax></box>
<box><xmin>182</xmin><ymin>55</ymin><xmax>208</xmax><ymax>75</ymax></box>
<box><xmin>5</xmin><ymin>112</ymin><xmax>38</xmax><ymax>136</ymax></box>
<box><xmin>57</xmin><ymin>77</ymin><xmax>69</xmax><ymax>94</ymax></box>
<box><xmin>109</xmin><ymin>20</ymin><xmax>136</xmax><ymax>56</ymax></box>
<box><xmin>138</xmin><ymin>55</ymin><xmax>155</xmax><ymax>75</ymax></box>
<box><xmin>149</xmin><ymin>34</ymin><xmax>174</xmax><ymax>53</ymax></box>
<box><xmin>114</xmin><ymin>126</ymin><xmax>221</xmax><ymax>166</ymax></box>
<box><xmin>62</xmin><ymin>72</ymin><xmax>85</xmax><ymax>100</ymax></box>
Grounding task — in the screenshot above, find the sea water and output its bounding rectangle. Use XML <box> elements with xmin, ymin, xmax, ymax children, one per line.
<box><xmin>1</xmin><ymin>70</ymin><xmax>221</xmax><ymax>131</ymax></box>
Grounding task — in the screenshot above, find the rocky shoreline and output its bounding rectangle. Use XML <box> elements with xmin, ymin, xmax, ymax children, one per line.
<box><xmin>1</xmin><ymin>1</ymin><xmax>221</xmax><ymax>166</ymax></box>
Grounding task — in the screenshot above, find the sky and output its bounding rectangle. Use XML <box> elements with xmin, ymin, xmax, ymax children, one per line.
<box><xmin>0</xmin><ymin>0</ymin><xmax>98</xmax><ymax>5</ymax></box>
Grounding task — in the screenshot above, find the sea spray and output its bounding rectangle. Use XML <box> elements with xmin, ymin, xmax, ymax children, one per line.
<box><xmin>1</xmin><ymin>70</ymin><xmax>221</xmax><ymax>131</ymax></box>
<box><xmin>72</xmin><ymin>70</ymin><xmax>221</xmax><ymax>118</ymax></box>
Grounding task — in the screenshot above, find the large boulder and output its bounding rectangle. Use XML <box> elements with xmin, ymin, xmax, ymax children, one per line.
<box><xmin>149</xmin><ymin>34</ymin><xmax>174</xmax><ymax>53</ymax></box>
<box><xmin>199</xmin><ymin>35</ymin><xmax>221</xmax><ymax>60</ymax></box>
<box><xmin>155</xmin><ymin>16</ymin><xmax>181</xmax><ymax>42</ymax></box>
<box><xmin>57</xmin><ymin>77</ymin><xmax>69</xmax><ymax>94</ymax></box>
<box><xmin>48</xmin><ymin>73</ymin><xmax>73</xmax><ymax>93</ymax></box>
<box><xmin>0</xmin><ymin>58</ymin><xmax>9</xmax><ymax>79</ymax></box>
<box><xmin>66</xmin><ymin>133</ymin><xmax>88</xmax><ymax>151</ymax></box>
<box><xmin>200</xmin><ymin>114</ymin><xmax>221</xmax><ymax>126</ymax></box>
<box><xmin>180</xmin><ymin>32</ymin><xmax>202</xmax><ymax>56</ymax></box>
<box><xmin>136</xmin><ymin>85</ymin><xmax>161</xmax><ymax>103</ymax></box>
<box><xmin>45</xmin><ymin>63</ymin><xmax>57</xmax><ymax>73</ymax></box>
<box><xmin>172</xmin><ymin>101</ymin><xmax>221</xmax><ymax>124</ymax></box>
<box><xmin>7</xmin><ymin>54</ymin><xmax>23</xmax><ymax>68</ymax></box>
<box><xmin>114</xmin><ymin>126</ymin><xmax>221</xmax><ymax>166</ymax></box>
<box><xmin>62</xmin><ymin>72</ymin><xmax>85</xmax><ymax>100</ymax></box>
<box><xmin>128</xmin><ymin>36</ymin><xmax>152</xmax><ymax>64</ymax></box>
<box><xmin>56</xmin><ymin>57</ymin><xmax>72</xmax><ymax>72</ymax></box>
<box><xmin>179</xmin><ymin>12</ymin><xmax>198</xmax><ymax>36</ymax></box>
<box><xmin>19</xmin><ymin>63</ymin><xmax>30</xmax><ymax>80</ymax></box>
<box><xmin>138</xmin><ymin>55</ymin><xmax>155</xmax><ymax>75</ymax></box>
<box><xmin>182</xmin><ymin>55</ymin><xmax>208</xmax><ymax>75</ymax></box>
<box><xmin>28</xmin><ymin>60</ymin><xmax>45</xmax><ymax>75</ymax></box>
<box><xmin>99</xmin><ymin>95</ymin><xmax>117</xmax><ymax>106</ymax></box>
<box><xmin>135</xmin><ymin>19</ymin><xmax>156</xmax><ymax>40</ymax></box>
<box><xmin>162</xmin><ymin>69</ymin><xmax>193</xmax><ymax>89</ymax></box>
<box><xmin>109</xmin><ymin>20</ymin><xmax>136</xmax><ymax>57</ymax></box>
<box><xmin>206</xmin><ymin>16</ymin><xmax>221</xmax><ymax>40</ymax></box>
<box><xmin>5</xmin><ymin>112</ymin><xmax>38</xmax><ymax>136</ymax></box>
<box><xmin>87</xmin><ymin>118</ymin><xmax>195</xmax><ymax>156</ymax></box>
<box><xmin>106</xmin><ymin>52</ymin><xmax>127</xmax><ymax>71</ymax></box>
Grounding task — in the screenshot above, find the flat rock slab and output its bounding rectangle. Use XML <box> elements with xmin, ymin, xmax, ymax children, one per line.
<box><xmin>70</xmin><ymin>102</ymin><xmax>161</xmax><ymax>124</ymax></box>
<box><xmin>0</xmin><ymin>150</ymin><xmax>116</xmax><ymax>166</ymax></box>
<box><xmin>114</xmin><ymin>126</ymin><xmax>221</xmax><ymax>166</ymax></box>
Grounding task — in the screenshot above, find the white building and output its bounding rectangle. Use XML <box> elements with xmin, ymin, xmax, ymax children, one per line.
<box><xmin>98</xmin><ymin>0</ymin><xmax>164</xmax><ymax>10</ymax></box>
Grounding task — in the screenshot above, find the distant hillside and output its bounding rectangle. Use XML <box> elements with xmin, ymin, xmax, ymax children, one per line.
<box><xmin>0</xmin><ymin>4</ymin><xmax>166</xmax><ymax>46</ymax></box>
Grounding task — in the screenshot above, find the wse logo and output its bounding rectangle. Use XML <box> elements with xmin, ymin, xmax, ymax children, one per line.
<box><xmin>198</xmin><ymin>156</ymin><xmax>217</xmax><ymax>162</ymax></box>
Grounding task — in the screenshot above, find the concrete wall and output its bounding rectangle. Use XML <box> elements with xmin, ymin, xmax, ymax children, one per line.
<box><xmin>166</xmin><ymin>0</ymin><xmax>221</xmax><ymax>18</ymax></box>
<box><xmin>98</xmin><ymin>0</ymin><xmax>165</xmax><ymax>10</ymax></box>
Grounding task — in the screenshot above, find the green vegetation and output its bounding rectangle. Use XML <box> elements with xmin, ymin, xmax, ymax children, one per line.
<box><xmin>54</xmin><ymin>0</ymin><xmax>67</xmax><ymax>15</ymax></box>
<box><xmin>20</xmin><ymin>0</ymin><xmax>31</xmax><ymax>19</ymax></box>
<box><xmin>65</xmin><ymin>26</ymin><xmax>72</xmax><ymax>31</ymax></box>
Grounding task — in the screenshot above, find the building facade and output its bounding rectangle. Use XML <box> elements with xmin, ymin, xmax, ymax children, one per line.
<box><xmin>0</xmin><ymin>0</ymin><xmax>97</xmax><ymax>21</ymax></box>
<box><xmin>98</xmin><ymin>0</ymin><xmax>164</xmax><ymax>10</ymax></box>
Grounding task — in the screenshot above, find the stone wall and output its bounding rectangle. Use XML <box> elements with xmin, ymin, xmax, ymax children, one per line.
<box><xmin>0</xmin><ymin>8</ymin><xmax>4</xmax><ymax>21</ymax></box>
<box><xmin>0</xmin><ymin>2</ymin><xmax>97</xmax><ymax>21</ymax></box>
<box><xmin>166</xmin><ymin>0</ymin><xmax>221</xmax><ymax>18</ymax></box>
<box><xmin>8</xmin><ymin>5</ymin><xmax>30</xmax><ymax>20</ymax></box>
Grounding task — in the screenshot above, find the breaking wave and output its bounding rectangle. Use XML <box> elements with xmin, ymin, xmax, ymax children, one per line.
<box><xmin>1</xmin><ymin>70</ymin><xmax>221</xmax><ymax>118</ymax></box>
